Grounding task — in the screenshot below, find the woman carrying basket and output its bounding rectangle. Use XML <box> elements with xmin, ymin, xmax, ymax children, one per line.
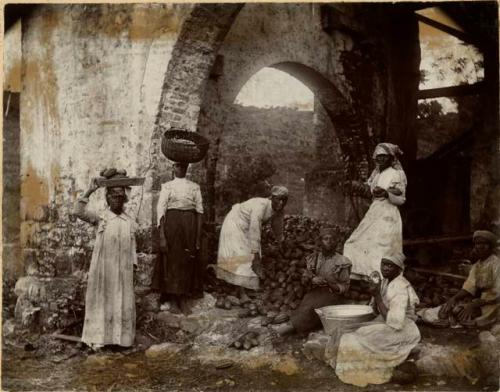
<box><xmin>153</xmin><ymin>162</ymin><xmax>204</xmax><ymax>314</ymax></box>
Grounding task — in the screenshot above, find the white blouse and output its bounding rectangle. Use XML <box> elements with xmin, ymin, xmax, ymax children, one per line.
<box><xmin>156</xmin><ymin>177</ymin><xmax>204</xmax><ymax>226</ymax></box>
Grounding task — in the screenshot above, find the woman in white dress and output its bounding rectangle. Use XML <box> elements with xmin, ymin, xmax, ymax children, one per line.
<box><xmin>343</xmin><ymin>143</ymin><xmax>407</xmax><ymax>278</ymax></box>
<box><xmin>74</xmin><ymin>170</ymin><xmax>137</xmax><ymax>350</ymax></box>
<box><xmin>215</xmin><ymin>186</ymin><xmax>288</xmax><ymax>291</ymax></box>
<box><xmin>334</xmin><ymin>253</ymin><xmax>421</xmax><ymax>387</ymax></box>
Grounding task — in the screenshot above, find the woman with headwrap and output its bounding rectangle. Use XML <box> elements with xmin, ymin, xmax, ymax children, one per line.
<box><xmin>334</xmin><ymin>253</ymin><xmax>421</xmax><ymax>387</ymax></box>
<box><xmin>418</xmin><ymin>230</ymin><xmax>500</xmax><ymax>328</ymax></box>
<box><xmin>73</xmin><ymin>169</ymin><xmax>138</xmax><ymax>350</ymax></box>
<box><xmin>276</xmin><ymin>227</ymin><xmax>352</xmax><ymax>336</ymax></box>
<box><xmin>153</xmin><ymin>162</ymin><xmax>204</xmax><ymax>314</ymax></box>
<box><xmin>343</xmin><ymin>142</ymin><xmax>407</xmax><ymax>278</ymax></box>
<box><xmin>215</xmin><ymin>186</ymin><xmax>288</xmax><ymax>291</ymax></box>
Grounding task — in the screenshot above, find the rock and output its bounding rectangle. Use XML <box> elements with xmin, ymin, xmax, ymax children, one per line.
<box><xmin>14</xmin><ymin>295</ymin><xmax>41</xmax><ymax>328</ymax></box>
<box><xmin>145</xmin><ymin>342</ymin><xmax>185</xmax><ymax>358</ymax></box>
<box><xmin>213</xmin><ymin>359</ymin><xmax>235</xmax><ymax>369</ymax></box>
<box><xmin>490</xmin><ymin>324</ymin><xmax>500</xmax><ymax>339</ymax></box>
<box><xmin>416</xmin><ymin>343</ymin><xmax>481</xmax><ymax>383</ymax></box>
<box><xmin>271</xmin><ymin>356</ymin><xmax>300</xmax><ymax>375</ymax></box>
<box><xmin>15</xmin><ymin>277</ymin><xmax>47</xmax><ymax>301</ymax></box>
<box><xmin>156</xmin><ymin>311</ymin><xmax>182</xmax><ymax>328</ymax></box>
<box><xmin>479</xmin><ymin>331</ymin><xmax>497</xmax><ymax>346</ymax></box>
<box><xmin>2</xmin><ymin>319</ymin><xmax>16</xmax><ymax>337</ymax></box>
<box><xmin>135</xmin><ymin>253</ymin><xmax>156</xmax><ymax>287</ymax></box>
<box><xmin>186</xmin><ymin>293</ymin><xmax>217</xmax><ymax>314</ymax></box>
<box><xmin>302</xmin><ymin>332</ymin><xmax>330</xmax><ymax>362</ymax></box>
<box><xmin>139</xmin><ymin>292</ymin><xmax>160</xmax><ymax>312</ymax></box>
<box><xmin>193</xmin><ymin>343</ymin><xmax>279</xmax><ymax>370</ymax></box>
<box><xmin>13</xmin><ymin>276</ymin><xmax>82</xmax><ymax>331</ymax></box>
<box><xmin>85</xmin><ymin>354</ymin><xmax>113</xmax><ymax>366</ymax></box>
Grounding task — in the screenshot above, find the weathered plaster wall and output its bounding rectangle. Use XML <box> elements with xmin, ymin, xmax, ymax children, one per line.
<box><xmin>16</xmin><ymin>4</ymin><xmax>192</xmax><ymax>329</ymax></box>
<box><xmin>4</xmin><ymin>20</ymin><xmax>22</xmax><ymax>93</ymax></box>
<box><xmin>3</xmin><ymin>20</ymin><xmax>23</xmax><ymax>279</ymax></box>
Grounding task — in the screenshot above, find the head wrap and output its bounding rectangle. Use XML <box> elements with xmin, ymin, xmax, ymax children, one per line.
<box><xmin>382</xmin><ymin>252</ymin><xmax>406</xmax><ymax>269</ymax></box>
<box><xmin>368</xmin><ymin>143</ymin><xmax>407</xmax><ymax>189</ymax></box>
<box><xmin>473</xmin><ymin>230</ymin><xmax>498</xmax><ymax>246</ymax></box>
<box><xmin>271</xmin><ymin>185</ymin><xmax>289</xmax><ymax>198</ymax></box>
<box><xmin>373</xmin><ymin>143</ymin><xmax>403</xmax><ymax>159</ymax></box>
<box><xmin>320</xmin><ymin>227</ymin><xmax>337</xmax><ymax>237</ymax></box>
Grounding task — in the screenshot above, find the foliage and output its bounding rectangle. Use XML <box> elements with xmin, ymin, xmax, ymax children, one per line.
<box><xmin>215</xmin><ymin>149</ymin><xmax>277</xmax><ymax>216</ymax></box>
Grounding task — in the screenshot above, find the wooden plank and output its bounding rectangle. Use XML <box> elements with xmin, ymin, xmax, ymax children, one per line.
<box><xmin>412</xmin><ymin>267</ymin><xmax>466</xmax><ymax>281</ymax></box>
<box><xmin>52</xmin><ymin>333</ymin><xmax>81</xmax><ymax>343</ymax></box>
<box><xmin>96</xmin><ymin>177</ymin><xmax>145</xmax><ymax>188</ymax></box>
<box><xmin>418</xmin><ymin>82</ymin><xmax>484</xmax><ymax>99</ymax></box>
<box><xmin>403</xmin><ymin>234</ymin><xmax>472</xmax><ymax>246</ymax></box>
<box><xmin>415</xmin><ymin>13</ymin><xmax>476</xmax><ymax>45</ymax></box>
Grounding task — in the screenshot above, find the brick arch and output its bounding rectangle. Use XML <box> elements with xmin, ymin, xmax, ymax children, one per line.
<box><xmin>150</xmin><ymin>4</ymin><xmax>243</xmax><ymax>226</ymax></box>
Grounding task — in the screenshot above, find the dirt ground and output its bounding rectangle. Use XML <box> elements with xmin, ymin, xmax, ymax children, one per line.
<box><xmin>2</xmin><ymin>325</ymin><xmax>497</xmax><ymax>392</ymax></box>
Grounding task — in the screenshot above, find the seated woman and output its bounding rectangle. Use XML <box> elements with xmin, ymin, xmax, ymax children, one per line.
<box><xmin>419</xmin><ymin>230</ymin><xmax>499</xmax><ymax>328</ymax></box>
<box><xmin>276</xmin><ymin>227</ymin><xmax>351</xmax><ymax>335</ymax></box>
<box><xmin>334</xmin><ymin>253</ymin><xmax>421</xmax><ymax>387</ymax></box>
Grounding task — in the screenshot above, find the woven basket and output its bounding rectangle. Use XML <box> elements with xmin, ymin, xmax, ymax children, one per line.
<box><xmin>161</xmin><ymin>128</ymin><xmax>210</xmax><ymax>163</ymax></box>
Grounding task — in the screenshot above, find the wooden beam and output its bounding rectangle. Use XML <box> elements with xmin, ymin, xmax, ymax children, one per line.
<box><xmin>415</xmin><ymin>13</ymin><xmax>477</xmax><ymax>46</ymax></box>
<box><xmin>412</xmin><ymin>267</ymin><xmax>466</xmax><ymax>281</ymax></box>
<box><xmin>403</xmin><ymin>234</ymin><xmax>472</xmax><ymax>246</ymax></box>
<box><xmin>418</xmin><ymin>82</ymin><xmax>484</xmax><ymax>99</ymax></box>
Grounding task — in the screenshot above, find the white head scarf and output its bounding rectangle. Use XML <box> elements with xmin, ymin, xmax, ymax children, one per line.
<box><xmin>271</xmin><ymin>185</ymin><xmax>289</xmax><ymax>198</ymax></box>
<box><xmin>383</xmin><ymin>252</ymin><xmax>406</xmax><ymax>270</ymax></box>
<box><xmin>373</xmin><ymin>142</ymin><xmax>404</xmax><ymax>171</ymax></box>
<box><xmin>368</xmin><ymin>142</ymin><xmax>407</xmax><ymax>189</ymax></box>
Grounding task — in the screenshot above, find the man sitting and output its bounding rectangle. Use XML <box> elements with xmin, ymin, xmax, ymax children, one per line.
<box><xmin>419</xmin><ymin>230</ymin><xmax>499</xmax><ymax>328</ymax></box>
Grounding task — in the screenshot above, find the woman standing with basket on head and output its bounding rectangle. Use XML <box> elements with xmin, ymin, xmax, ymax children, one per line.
<box><xmin>152</xmin><ymin>128</ymin><xmax>209</xmax><ymax>314</ymax></box>
<box><xmin>343</xmin><ymin>143</ymin><xmax>407</xmax><ymax>278</ymax></box>
<box><xmin>74</xmin><ymin>169</ymin><xmax>144</xmax><ymax>350</ymax></box>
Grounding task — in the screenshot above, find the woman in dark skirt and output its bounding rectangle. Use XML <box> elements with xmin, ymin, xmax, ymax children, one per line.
<box><xmin>153</xmin><ymin>162</ymin><xmax>204</xmax><ymax>314</ymax></box>
<box><xmin>277</xmin><ymin>227</ymin><xmax>352</xmax><ymax>335</ymax></box>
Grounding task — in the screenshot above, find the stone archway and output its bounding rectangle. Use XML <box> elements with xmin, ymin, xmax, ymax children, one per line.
<box><xmin>199</xmin><ymin>60</ymin><xmax>369</xmax><ymax>223</ymax></box>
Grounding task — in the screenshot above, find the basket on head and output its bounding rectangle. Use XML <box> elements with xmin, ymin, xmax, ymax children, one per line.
<box><xmin>161</xmin><ymin>127</ymin><xmax>210</xmax><ymax>163</ymax></box>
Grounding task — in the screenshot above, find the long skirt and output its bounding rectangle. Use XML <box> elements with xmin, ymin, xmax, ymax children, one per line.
<box><xmin>334</xmin><ymin>316</ymin><xmax>420</xmax><ymax>387</ymax></box>
<box><xmin>152</xmin><ymin>209</ymin><xmax>203</xmax><ymax>298</ymax></box>
<box><xmin>215</xmin><ymin>206</ymin><xmax>260</xmax><ymax>290</ymax></box>
<box><xmin>343</xmin><ymin>199</ymin><xmax>402</xmax><ymax>277</ymax></box>
<box><xmin>290</xmin><ymin>287</ymin><xmax>344</xmax><ymax>333</ymax></box>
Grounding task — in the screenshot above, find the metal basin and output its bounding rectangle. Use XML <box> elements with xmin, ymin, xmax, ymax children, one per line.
<box><xmin>315</xmin><ymin>305</ymin><xmax>375</xmax><ymax>335</ymax></box>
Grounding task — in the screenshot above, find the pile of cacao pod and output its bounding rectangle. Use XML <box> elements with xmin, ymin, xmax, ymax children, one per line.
<box><xmin>211</xmin><ymin>215</ymin><xmax>377</xmax><ymax>325</ymax></box>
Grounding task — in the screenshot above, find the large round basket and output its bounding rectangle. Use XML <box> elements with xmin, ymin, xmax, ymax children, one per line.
<box><xmin>161</xmin><ymin>128</ymin><xmax>210</xmax><ymax>163</ymax></box>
